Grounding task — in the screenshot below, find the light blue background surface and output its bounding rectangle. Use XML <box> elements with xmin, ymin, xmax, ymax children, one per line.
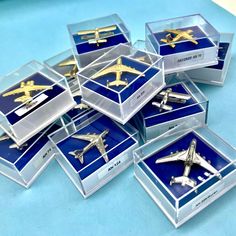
<box><xmin>0</xmin><ymin>0</ymin><xmax>236</xmax><ymax>235</ymax></box>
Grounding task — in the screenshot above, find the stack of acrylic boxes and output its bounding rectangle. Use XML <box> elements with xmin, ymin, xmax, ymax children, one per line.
<box><xmin>0</xmin><ymin>61</ymin><xmax>75</xmax><ymax>187</ymax></box>
<box><xmin>1</xmin><ymin>12</ymin><xmax>235</xmax><ymax>229</ymax></box>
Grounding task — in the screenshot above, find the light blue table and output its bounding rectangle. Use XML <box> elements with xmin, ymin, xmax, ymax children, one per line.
<box><xmin>0</xmin><ymin>0</ymin><xmax>236</xmax><ymax>235</ymax></box>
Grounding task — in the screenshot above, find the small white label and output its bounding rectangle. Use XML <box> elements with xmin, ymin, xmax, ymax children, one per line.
<box><xmin>131</xmin><ymin>88</ymin><xmax>148</xmax><ymax>108</ymax></box>
<box><xmin>98</xmin><ymin>154</ymin><xmax>128</xmax><ymax>179</ymax></box>
<box><xmin>176</xmin><ymin>51</ymin><xmax>204</xmax><ymax>66</ymax></box>
<box><xmin>15</xmin><ymin>93</ymin><xmax>48</xmax><ymax>117</ymax></box>
<box><xmin>192</xmin><ymin>183</ymin><xmax>224</xmax><ymax>210</ymax></box>
<box><xmin>33</xmin><ymin>146</ymin><xmax>53</xmax><ymax>169</ymax></box>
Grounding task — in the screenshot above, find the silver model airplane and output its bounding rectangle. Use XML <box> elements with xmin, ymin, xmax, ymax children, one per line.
<box><xmin>152</xmin><ymin>88</ymin><xmax>191</xmax><ymax>112</ymax></box>
<box><xmin>69</xmin><ymin>129</ymin><xmax>109</xmax><ymax>164</ymax></box>
<box><xmin>160</xmin><ymin>29</ymin><xmax>198</xmax><ymax>48</ymax></box>
<box><xmin>0</xmin><ymin>134</ymin><xmax>28</xmax><ymax>150</ymax></box>
<box><xmin>155</xmin><ymin>139</ymin><xmax>222</xmax><ymax>188</ymax></box>
<box><xmin>91</xmin><ymin>57</ymin><xmax>144</xmax><ymax>88</ymax></box>
<box><xmin>77</xmin><ymin>25</ymin><xmax>117</xmax><ymax>46</ymax></box>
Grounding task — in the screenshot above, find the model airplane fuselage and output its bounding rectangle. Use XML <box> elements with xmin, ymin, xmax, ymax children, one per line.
<box><xmin>91</xmin><ymin>57</ymin><xmax>144</xmax><ymax>88</ymax></box>
<box><xmin>59</xmin><ymin>58</ymin><xmax>78</xmax><ymax>78</ymax></box>
<box><xmin>77</xmin><ymin>25</ymin><xmax>117</xmax><ymax>46</ymax></box>
<box><xmin>72</xmin><ymin>90</ymin><xmax>89</xmax><ymax>110</ymax></box>
<box><xmin>161</xmin><ymin>29</ymin><xmax>198</xmax><ymax>48</ymax></box>
<box><xmin>69</xmin><ymin>129</ymin><xmax>109</xmax><ymax>164</ymax></box>
<box><xmin>155</xmin><ymin>139</ymin><xmax>222</xmax><ymax>188</ymax></box>
<box><xmin>2</xmin><ymin>80</ymin><xmax>52</xmax><ymax>104</ymax></box>
<box><xmin>152</xmin><ymin>88</ymin><xmax>191</xmax><ymax>112</ymax></box>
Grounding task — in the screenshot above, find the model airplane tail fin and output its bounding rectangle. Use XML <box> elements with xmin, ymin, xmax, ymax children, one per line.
<box><xmin>152</xmin><ymin>102</ymin><xmax>172</xmax><ymax>111</ymax></box>
<box><xmin>170</xmin><ymin>176</ymin><xmax>196</xmax><ymax>188</ymax></box>
<box><xmin>69</xmin><ymin>150</ymin><xmax>84</xmax><ymax>164</ymax></box>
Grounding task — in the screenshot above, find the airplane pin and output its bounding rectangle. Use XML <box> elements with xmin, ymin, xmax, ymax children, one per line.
<box><xmin>2</xmin><ymin>80</ymin><xmax>52</xmax><ymax>104</ymax></box>
<box><xmin>152</xmin><ymin>88</ymin><xmax>191</xmax><ymax>112</ymax></box>
<box><xmin>160</xmin><ymin>29</ymin><xmax>198</xmax><ymax>48</ymax></box>
<box><xmin>58</xmin><ymin>58</ymin><xmax>78</xmax><ymax>78</ymax></box>
<box><xmin>77</xmin><ymin>25</ymin><xmax>117</xmax><ymax>46</ymax></box>
<box><xmin>0</xmin><ymin>134</ymin><xmax>28</xmax><ymax>150</ymax></box>
<box><xmin>69</xmin><ymin>129</ymin><xmax>109</xmax><ymax>164</ymax></box>
<box><xmin>155</xmin><ymin>139</ymin><xmax>222</xmax><ymax>188</ymax></box>
<box><xmin>91</xmin><ymin>57</ymin><xmax>144</xmax><ymax>88</ymax></box>
<box><xmin>72</xmin><ymin>90</ymin><xmax>89</xmax><ymax>110</ymax></box>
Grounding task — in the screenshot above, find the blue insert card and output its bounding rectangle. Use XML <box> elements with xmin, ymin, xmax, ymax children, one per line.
<box><xmin>206</xmin><ymin>42</ymin><xmax>230</xmax><ymax>70</ymax></box>
<box><xmin>140</xmin><ymin>132</ymin><xmax>234</xmax><ymax>207</ymax></box>
<box><xmin>141</xmin><ymin>82</ymin><xmax>204</xmax><ymax>127</ymax></box>
<box><xmin>83</xmin><ymin>56</ymin><xmax>160</xmax><ymax>103</ymax></box>
<box><xmin>152</xmin><ymin>26</ymin><xmax>215</xmax><ymax>56</ymax></box>
<box><xmin>0</xmin><ymin>73</ymin><xmax>65</xmax><ymax>125</ymax></box>
<box><xmin>0</xmin><ymin>123</ymin><xmax>60</xmax><ymax>171</ymax></box>
<box><xmin>73</xmin><ymin>25</ymin><xmax>128</xmax><ymax>54</ymax></box>
<box><xmin>57</xmin><ymin>115</ymin><xmax>136</xmax><ymax>180</ymax></box>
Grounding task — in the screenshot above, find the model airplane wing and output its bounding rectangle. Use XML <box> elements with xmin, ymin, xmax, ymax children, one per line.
<box><xmin>194</xmin><ymin>153</ymin><xmax>221</xmax><ymax>178</ymax></box>
<box><xmin>59</xmin><ymin>59</ymin><xmax>76</xmax><ymax>67</ymax></box>
<box><xmin>165</xmin><ymin>29</ymin><xmax>182</xmax><ymax>35</ymax></box>
<box><xmin>152</xmin><ymin>101</ymin><xmax>173</xmax><ymax>111</ymax></box>
<box><xmin>2</xmin><ymin>88</ymin><xmax>26</xmax><ymax>97</ymax></box>
<box><xmin>95</xmin><ymin>138</ymin><xmax>109</xmax><ymax>162</ymax></box>
<box><xmin>74</xmin><ymin>103</ymin><xmax>89</xmax><ymax>110</ymax></box>
<box><xmin>77</xmin><ymin>29</ymin><xmax>96</xmax><ymax>35</ymax></box>
<box><xmin>29</xmin><ymin>85</ymin><xmax>52</xmax><ymax>92</ymax></box>
<box><xmin>155</xmin><ymin>150</ymin><xmax>187</xmax><ymax>164</ymax></box>
<box><xmin>71</xmin><ymin>134</ymin><xmax>94</xmax><ymax>142</ymax></box>
<box><xmin>98</xmin><ymin>25</ymin><xmax>116</xmax><ymax>33</ymax></box>
<box><xmin>119</xmin><ymin>65</ymin><xmax>144</xmax><ymax>76</ymax></box>
<box><xmin>91</xmin><ymin>65</ymin><xmax>118</xmax><ymax>79</ymax></box>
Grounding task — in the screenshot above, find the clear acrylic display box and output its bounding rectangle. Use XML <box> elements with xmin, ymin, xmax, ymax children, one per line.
<box><xmin>0</xmin><ymin>61</ymin><xmax>76</xmax><ymax>146</ymax></box>
<box><xmin>49</xmin><ymin>111</ymin><xmax>139</xmax><ymax>198</ymax></box>
<box><xmin>68</xmin><ymin>14</ymin><xmax>131</xmax><ymax>68</ymax></box>
<box><xmin>187</xmin><ymin>33</ymin><xmax>234</xmax><ymax>86</ymax></box>
<box><xmin>146</xmin><ymin>14</ymin><xmax>220</xmax><ymax>74</ymax></box>
<box><xmin>44</xmin><ymin>49</ymin><xmax>80</xmax><ymax>92</ymax></box>
<box><xmin>66</xmin><ymin>89</ymin><xmax>93</xmax><ymax>121</ymax></box>
<box><xmin>78</xmin><ymin>43</ymin><xmax>165</xmax><ymax>125</ymax></box>
<box><xmin>0</xmin><ymin>118</ymin><xmax>65</xmax><ymax>188</ymax></box>
<box><xmin>133</xmin><ymin>72</ymin><xmax>208</xmax><ymax>142</ymax></box>
<box><xmin>134</xmin><ymin>121</ymin><xmax>236</xmax><ymax>227</ymax></box>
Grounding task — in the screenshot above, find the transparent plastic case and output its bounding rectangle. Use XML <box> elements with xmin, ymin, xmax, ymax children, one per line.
<box><xmin>187</xmin><ymin>33</ymin><xmax>234</xmax><ymax>86</ymax></box>
<box><xmin>68</xmin><ymin>14</ymin><xmax>131</xmax><ymax>68</ymax></box>
<box><xmin>0</xmin><ymin>118</ymin><xmax>65</xmax><ymax>188</ymax></box>
<box><xmin>146</xmin><ymin>14</ymin><xmax>220</xmax><ymax>74</ymax></box>
<box><xmin>49</xmin><ymin>111</ymin><xmax>139</xmax><ymax>198</ymax></box>
<box><xmin>133</xmin><ymin>72</ymin><xmax>208</xmax><ymax>142</ymax></box>
<box><xmin>134</xmin><ymin>121</ymin><xmax>236</xmax><ymax>228</ymax></box>
<box><xmin>78</xmin><ymin>43</ymin><xmax>165</xmax><ymax>125</ymax></box>
<box><xmin>66</xmin><ymin>89</ymin><xmax>92</xmax><ymax>121</ymax></box>
<box><xmin>0</xmin><ymin>61</ymin><xmax>76</xmax><ymax>146</ymax></box>
<box><xmin>44</xmin><ymin>49</ymin><xmax>80</xmax><ymax>92</ymax></box>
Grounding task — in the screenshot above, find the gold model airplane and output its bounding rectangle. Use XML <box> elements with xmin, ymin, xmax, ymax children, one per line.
<box><xmin>72</xmin><ymin>90</ymin><xmax>89</xmax><ymax>110</ymax></box>
<box><xmin>77</xmin><ymin>25</ymin><xmax>117</xmax><ymax>46</ymax></box>
<box><xmin>161</xmin><ymin>29</ymin><xmax>198</xmax><ymax>48</ymax></box>
<box><xmin>2</xmin><ymin>80</ymin><xmax>52</xmax><ymax>104</ymax></box>
<box><xmin>0</xmin><ymin>134</ymin><xmax>28</xmax><ymax>150</ymax></box>
<box><xmin>91</xmin><ymin>57</ymin><xmax>144</xmax><ymax>88</ymax></box>
<box><xmin>69</xmin><ymin>129</ymin><xmax>109</xmax><ymax>164</ymax></box>
<box><xmin>58</xmin><ymin>58</ymin><xmax>78</xmax><ymax>78</ymax></box>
